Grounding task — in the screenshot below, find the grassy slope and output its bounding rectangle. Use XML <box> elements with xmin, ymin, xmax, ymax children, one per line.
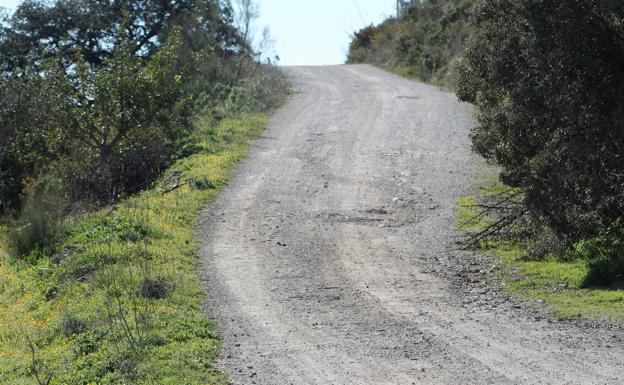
<box><xmin>458</xmin><ymin>177</ymin><xmax>624</xmax><ymax>322</ymax></box>
<box><xmin>0</xmin><ymin>114</ymin><xmax>268</xmax><ymax>384</ymax></box>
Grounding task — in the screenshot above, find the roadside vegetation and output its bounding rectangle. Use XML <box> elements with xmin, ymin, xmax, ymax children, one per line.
<box><xmin>457</xmin><ymin>0</ymin><xmax>624</xmax><ymax>290</ymax></box>
<box><xmin>0</xmin><ymin>0</ymin><xmax>288</xmax><ymax>383</ymax></box>
<box><xmin>0</xmin><ymin>114</ymin><xmax>271</xmax><ymax>384</ymax></box>
<box><xmin>347</xmin><ymin>0</ymin><xmax>472</xmax><ymax>87</ymax></box>
<box><xmin>459</xmin><ymin>178</ymin><xmax>624</xmax><ymax>322</ymax></box>
<box><xmin>350</xmin><ymin>1</ymin><xmax>624</xmax><ymax>320</ymax></box>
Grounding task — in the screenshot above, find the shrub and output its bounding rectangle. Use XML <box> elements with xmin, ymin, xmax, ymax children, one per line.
<box><xmin>574</xmin><ymin>225</ymin><xmax>624</xmax><ymax>287</ymax></box>
<box><xmin>54</xmin><ymin>34</ymin><xmax>193</xmax><ymax>205</ymax></box>
<box><xmin>73</xmin><ymin>329</ymin><xmax>106</xmax><ymax>356</ymax></box>
<box><xmin>191</xmin><ymin>177</ymin><xmax>217</xmax><ymax>190</ymax></box>
<box><xmin>139</xmin><ymin>277</ymin><xmax>173</xmax><ymax>300</ymax></box>
<box><xmin>5</xmin><ymin>178</ymin><xmax>66</xmax><ymax>260</ymax></box>
<box><xmin>62</xmin><ymin>314</ymin><xmax>88</xmax><ymax>338</ymax></box>
<box><xmin>457</xmin><ymin>0</ymin><xmax>624</xmax><ymax>245</ymax></box>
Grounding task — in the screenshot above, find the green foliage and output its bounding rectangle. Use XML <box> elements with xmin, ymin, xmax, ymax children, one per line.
<box><xmin>0</xmin><ymin>0</ymin><xmax>242</xmax><ymax>71</ymax></box>
<box><xmin>0</xmin><ymin>0</ymin><xmax>287</xmax><ymax>215</ymax></box>
<box><xmin>457</xmin><ymin>0</ymin><xmax>624</xmax><ymax>245</ymax></box>
<box><xmin>573</xmin><ymin>225</ymin><xmax>624</xmax><ymax>287</ymax></box>
<box><xmin>0</xmin><ymin>65</ymin><xmax>67</xmax><ymax>211</ymax></box>
<box><xmin>61</xmin><ymin>314</ymin><xmax>87</xmax><ymax>338</ymax></box>
<box><xmin>0</xmin><ymin>115</ymin><xmax>268</xmax><ymax>384</ymax></box>
<box><xmin>44</xmin><ymin>33</ymin><xmax>192</xmax><ymax>204</ymax></box>
<box><xmin>139</xmin><ymin>276</ymin><xmax>173</xmax><ymax>300</ymax></box>
<box><xmin>458</xmin><ymin>181</ymin><xmax>624</xmax><ymax>321</ymax></box>
<box><xmin>347</xmin><ymin>0</ymin><xmax>472</xmax><ymax>86</ymax></box>
<box><xmin>0</xmin><ymin>36</ymin><xmax>190</xmax><ymax>210</ymax></box>
<box><xmin>5</xmin><ymin>178</ymin><xmax>66</xmax><ymax>260</ymax></box>
<box><xmin>190</xmin><ymin>54</ymin><xmax>290</xmax><ymax>120</ymax></box>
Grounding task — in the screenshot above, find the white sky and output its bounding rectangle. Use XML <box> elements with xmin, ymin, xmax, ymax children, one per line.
<box><xmin>255</xmin><ymin>0</ymin><xmax>395</xmax><ymax>65</ymax></box>
<box><xmin>0</xmin><ymin>0</ymin><xmax>396</xmax><ymax>66</ymax></box>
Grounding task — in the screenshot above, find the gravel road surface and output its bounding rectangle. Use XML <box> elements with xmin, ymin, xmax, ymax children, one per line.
<box><xmin>198</xmin><ymin>65</ymin><xmax>624</xmax><ymax>385</ymax></box>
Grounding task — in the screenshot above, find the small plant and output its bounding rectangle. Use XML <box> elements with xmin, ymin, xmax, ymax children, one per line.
<box><xmin>41</xmin><ymin>284</ymin><xmax>59</xmax><ymax>301</ymax></box>
<box><xmin>6</xmin><ymin>178</ymin><xmax>66</xmax><ymax>260</ymax></box>
<box><xmin>191</xmin><ymin>176</ymin><xmax>217</xmax><ymax>190</ymax></box>
<box><xmin>139</xmin><ymin>276</ymin><xmax>173</xmax><ymax>299</ymax></box>
<box><xmin>575</xmin><ymin>225</ymin><xmax>624</xmax><ymax>288</ymax></box>
<box><xmin>61</xmin><ymin>314</ymin><xmax>87</xmax><ymax>338</ymax></box>
<box><xmin>73</xmin><ymin>329</ymin><xmax>106</xmax><ymax>356</ymax></box>
<box><xmin>113</xmin><ymin>209</ymin><xmax>157</xmax><ymax>243</ymax></box>
<box><xmin>119</xmin><ymin>357</ymin><xmax>138</xmax><ymax>378</ymax></box>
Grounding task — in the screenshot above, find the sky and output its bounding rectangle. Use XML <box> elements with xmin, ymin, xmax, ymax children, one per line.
<box><xmin>0</xmin><ymin>0</ymin><xmax>396</xmax><ymax>65</ymax></box>
<box><xmin>254</xmin><ymin>0</ymin><xmax>395</xmax><ymax>65</ymax></box>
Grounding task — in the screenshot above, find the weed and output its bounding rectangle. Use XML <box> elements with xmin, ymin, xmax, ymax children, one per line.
<box><xmin>61</xmin><ymin>314</ymin><xmax>87</xmax><ymax>338</ymax></box>
<box><xmin>5</xmin><ymin>182</ymin><xmax>66</xmax><ymax>260</ymax></box>
<box><xmin>191</xmin><ymin>176</ymin><xmax>217</xmax><ymax>190</ymax></box>
<box><xmin>139</xmin><ymin>277</ymin><xmax>172</xmax><ymax>300</ymax></box>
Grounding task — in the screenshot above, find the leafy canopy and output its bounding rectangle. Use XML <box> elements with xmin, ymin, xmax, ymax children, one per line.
<box><xmin>0</xmin><ymin>0</ymin><xmax>243</xmax><ymax>71</ymax></box>
<box><xmin>457</xmin><ymin>0</ymin><xmax>624</xmax><ymax>243</ymax></box>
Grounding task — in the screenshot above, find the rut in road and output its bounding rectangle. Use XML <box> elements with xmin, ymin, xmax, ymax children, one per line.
<box><xmin>197</xmin><ymin>65</ymin><xmax>624</xmax><ymax>385</ymax></box>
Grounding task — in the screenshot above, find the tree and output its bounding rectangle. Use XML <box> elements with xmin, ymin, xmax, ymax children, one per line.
<box><xmin>231</xmin><ymin>0</ymin><xmax>276</xmax><ymax>61</ymax></box>
<box><xmin>457</xmin><ymin>0</ymin><xmax>624</xmax><ymax>243</ymax></box>
<box><xmin>0</xmin><ymin>0</ymin><xmax>242</xmax><ymax>72</ymax></box>
<box><xmin>51</xmin><ymin>33</ymin><xmax>193</xmax><ymax>202</ymax></box>
<box><xmin>233</xmin><ymin>0</ymin><xmax>259</xmax><ymax>48</ymax></box>
<box><xmin>0</xmin><ymin>29</ymin><xmax>192</xmax><ymax>209</ymax></box>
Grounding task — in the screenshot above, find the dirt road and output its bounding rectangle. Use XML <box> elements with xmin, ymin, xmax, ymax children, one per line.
<box><xmin>198</xmin><ymin>65</ymin><xmax>624</xmax><ymax>385</ymax></box>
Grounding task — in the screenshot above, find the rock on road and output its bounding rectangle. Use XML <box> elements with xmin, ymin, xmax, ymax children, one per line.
<box><xmin>197</xmin><ymin>65</ymin><xmax>624</xmax><ymax>385</ymax></box>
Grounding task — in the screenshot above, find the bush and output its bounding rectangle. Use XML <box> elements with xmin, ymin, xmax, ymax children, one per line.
<box><xmin>139</xmin><ymin>277</ymin><xmax>173</xmax><ymax>300</ymax></box>
<box><xmin>457</xmin><ymin>0</ymin><xmax>624</xmax><ymax>245</ymax></box>
<box><xmin>73</xmin><ymin>329</ymin><xmax>106</xmax><ymax>356</ymax></box>
<box><xmin>191</xmin><ymin>54</ymin><xmax>290</xmax><ymax>121</ymax></box>
<box><xmin>55</xmin><ymin>34</ymin><xmax>193</xmax><ymax>205</ymax></box>
<box><xmin>191</xmin><ymin>177</ymin><xmax>217</xmax><ymax>190</ymax></box>
<box><xmin>0</xmin><ymin>35</ymin><xmax>192</xmax><ymax>211</ymax></box>
<box><xmin>5</xmin><ymin>178</ymin><xmax>66</xmax><ymax>259</ymax></box>
<box><xmin>62</xmin><ymin>314</ymin><xmax>88</xmax><ymax>338</ymax></box>
<box><xmin>0</xmin><ymin>67</ymin><xmax>67</xmax><ymax>213</ymax></box>
<box><xmin>574</xmin><ymin>225</ymin><xmax>624</xmax><ymax>287</ymax></box>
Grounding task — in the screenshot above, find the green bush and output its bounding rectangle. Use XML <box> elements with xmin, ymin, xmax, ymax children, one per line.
<box><xmin>62</xmin><ymin>314</ymin><xmax>88</xmax><ymax>338</ymax></box>
<box><xmin>139</xmin><ymin>277</ymin><xmax>173</xmax><ymax>300</ymax></box>
<box><xmin>573</xmin><ymin>225</ymin><xmax>624</xmax><ymax>287</ymax></box>
<box><xmin>457</xmin><ymin>0</ymin><xmax>624</xmax><ymax>245</ymax></box>
<box><xmin>0</xmin><ymin>0</ymin><xmax>264</xmax><ymax>214</ymax></box>
<box><xmin>5</xmin><ymin>178</ymin><xmax>66</xmax><ymax>260</ymax></box>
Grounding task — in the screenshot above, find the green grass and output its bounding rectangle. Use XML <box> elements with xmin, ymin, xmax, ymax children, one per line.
<box><xmin>456</xmin><ymin>179</ymin><xmax>509</xmax><ymax>231</ymax></box>
<box><xmin>458</xmin><ymin>181</ymin><xmax>624</xmax><ymax>322</ymax></box>
<box><xmin>0</xmin><ymin>114</ymin><xmax>268</xmax><ymax>384</ymax></box>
